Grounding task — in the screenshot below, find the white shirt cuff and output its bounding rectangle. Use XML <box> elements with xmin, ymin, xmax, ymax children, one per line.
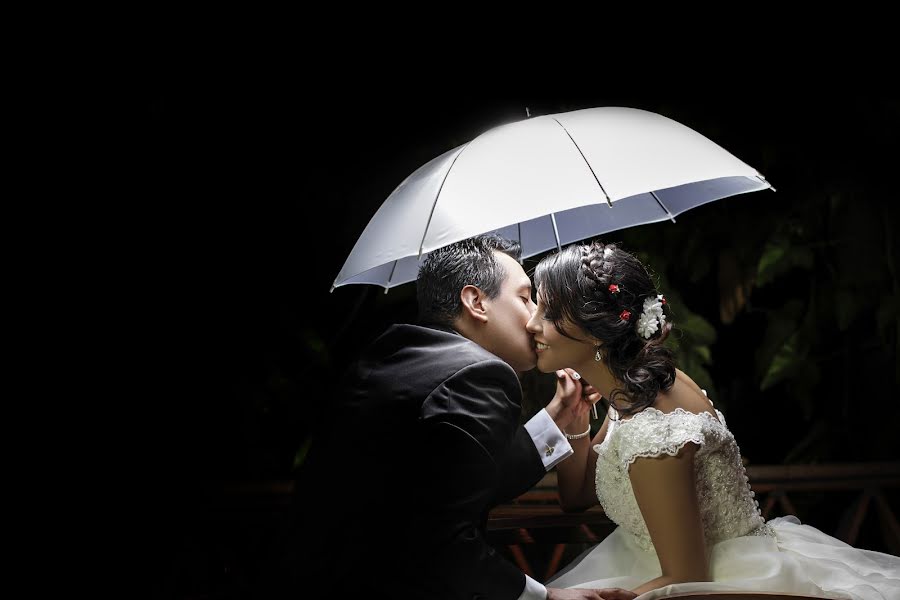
<box><xmin>524</xmin><ymin>408</ymin><xmax>573</xmax><ymax>471</ymax></box>
<box><xmin>518</xmin><ymin>574</ymin><xmax>548</xmax><ymax>600</ymax></box>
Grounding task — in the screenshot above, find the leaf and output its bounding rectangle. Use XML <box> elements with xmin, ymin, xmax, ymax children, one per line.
<box><xmin>756</xmin><ymin>241</ymin><xmax>813</xmax><ymax>287</ymax></box>
<box><xmin>754</xmin><ymin>300</ymin><xmax>804</xmax><ymax>380</ymax></box>
<box><xmin>760</xmin><ymin>332</ymin><xmax>802</xmax><ymax>390</ymax></box>
<box><xmin>756</xmin><ymin>241</ymin><xmax>788</xmax><ymax>287</ymax></box>
<box><xmin>693</xmin><ymin>345</ymin><xmax>712</xmax><ymax>364</ymax></box>
<box><xmin>677</xmin><ymin>312</ymin><xmax>718</xmax><ymax>346</ymax></box>
<box><xmin>293</xmin><ymin>435</ymin><xmax>314</xmax><ymax>470</ymax></box>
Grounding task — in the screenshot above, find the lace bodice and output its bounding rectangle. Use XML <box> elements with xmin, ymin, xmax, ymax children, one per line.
<box><xmin>593</xmin><ymin>394</ymin><xmax>773</xmax><ymax>553</ymax></box>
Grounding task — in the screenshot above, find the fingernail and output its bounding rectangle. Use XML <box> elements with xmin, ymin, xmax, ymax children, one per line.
<box><xmin>571</xmin><ymin>371</ymin><xmax>581</xmax><ymax>380</ymax></box>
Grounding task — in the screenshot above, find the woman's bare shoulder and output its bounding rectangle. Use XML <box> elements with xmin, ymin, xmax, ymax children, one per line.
<box><xmin>654</xmin><ymin>369</ymin><xmax>717</xmax><ymax>419</ymax></box>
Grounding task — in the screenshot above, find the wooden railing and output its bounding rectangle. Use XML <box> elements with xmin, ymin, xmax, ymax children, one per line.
<box><xmin>485</xmin><ymin>462</ymin><xmax>900</xmax><ymax>580</ymax></box>
<box><xmin>208</xmin><ymin>461</ymin><xmax>899</xmax><ymax>593</ymax></box>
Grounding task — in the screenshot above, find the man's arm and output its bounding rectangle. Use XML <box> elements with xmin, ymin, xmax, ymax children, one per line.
<box><xmin>496</xmin><ymin>370</ymin><xmax>602</xmax><ymax>504</ymax></box>
<box><xmin>417</xmin><ymin>361</ymin><xmax>533</xmax><ymax>599</ymax></box>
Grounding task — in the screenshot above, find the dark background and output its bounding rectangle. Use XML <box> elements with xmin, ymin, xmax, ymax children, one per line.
<box><xmin>129</xmin><ymin>59</ymin><xmax>899</xmax><ymax>597</ymax></box>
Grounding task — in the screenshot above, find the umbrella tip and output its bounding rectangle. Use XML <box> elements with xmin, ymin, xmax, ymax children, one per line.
<box><xmin>525</xmin><ymin>106</ymin><xmax>531</xmax><ymax>118</ymax></box>
<box><xmin>329</xmin><ymin>284</ymin><xmax>336</xmax><ymax>293</ymax></box>
<box><xmin>756</xmin><ymin>175</ymin><xmax>776</xmax><ymax>193</ymax></box>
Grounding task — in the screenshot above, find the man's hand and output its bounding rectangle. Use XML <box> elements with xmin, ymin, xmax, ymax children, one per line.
<box><xmin>547</xmin><ymin>587</ymin><xmax>637</xmax><ymax>600</ymax></box>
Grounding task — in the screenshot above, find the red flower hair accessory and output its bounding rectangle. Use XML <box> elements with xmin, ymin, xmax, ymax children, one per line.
<box><xmin>619</xmin><ymin>309</ymin><xmax>632</xmax><ymax>321</ymax></box>
<box><xmin>608</xmin><ymin>284</ymin><xmax>620</xmax><ymax>294</ymax></box>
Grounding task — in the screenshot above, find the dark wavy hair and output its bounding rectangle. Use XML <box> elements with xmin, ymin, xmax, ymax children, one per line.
<box><xmin>416</xmin><ymin>233</ymin><xmax>522</xmax><ymax>327</ymax></box>
<box><xmin>533</xmin><ymin>240</ymin><xmax>675</xmax><ymax>416</ymax></box>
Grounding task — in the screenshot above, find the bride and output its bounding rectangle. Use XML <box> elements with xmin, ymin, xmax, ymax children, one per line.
<box><xmin>525</xmin><ymin>240</ymin><xmax>900</xmax><ymax>599</ymax></box>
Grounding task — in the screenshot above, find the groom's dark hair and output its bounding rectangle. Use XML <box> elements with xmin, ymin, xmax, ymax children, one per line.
<box><xmin>417</xmin><ymin>233</ymin><xmax>522</xmax><ymax>327</ymax></box>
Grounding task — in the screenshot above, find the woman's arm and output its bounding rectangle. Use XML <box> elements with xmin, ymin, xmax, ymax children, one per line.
<box><xmin>555</xmin><ymin>414</ymin><xmax>608</xmax><ymax>512</ymax></box>
<box><xmin>628</xmin><ymin>442</ymin><xmax>710</xmax><ymax>594</ymax></box>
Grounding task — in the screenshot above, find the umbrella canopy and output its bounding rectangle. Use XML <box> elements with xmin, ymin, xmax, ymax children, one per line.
<box><xmin>332</xmin><ymin>106</ymin><xmax>773</xmax><ymax>291</ymax></box>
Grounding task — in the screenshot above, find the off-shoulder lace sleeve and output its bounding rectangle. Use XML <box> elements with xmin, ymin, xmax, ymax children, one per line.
<box><xmin>594</xmin><ymin>405</ymin><xmax>769</xmax><ymax>553</ymax></box>
<box><xmin>615</xmin><ymin>408</ymin><xmax>712</xmax><ymax>471</ymax></box>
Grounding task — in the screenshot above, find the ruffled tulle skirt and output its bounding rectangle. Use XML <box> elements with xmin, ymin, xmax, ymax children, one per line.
<box><xmin>546</xmin><ymin>516</ymin><xmax>900</xmax><ymax>599</ymax></box>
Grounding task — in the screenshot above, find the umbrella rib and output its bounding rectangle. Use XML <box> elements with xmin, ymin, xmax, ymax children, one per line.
<box><xmin>550</xmin><ymin>213</ymin><xmax>562</xmax><ymax>252</ymax></box>
<box><xmin>517</xmin><ymin>222</ymin><xmax>524</xmax><ymax>263</ymax></box>
<box><xmin>650</xmin><ymin>191</ymin><xmax>677</xmax><ymax>223</ymax></box>
<box><xmin>552</xmin><ymin>118</ymin><xmax>613</xmax><ymax>207</ymax></box>
<box><xmin>418</xmin><ymin>142</ymin><xmax>472</xmax><ymax>258</ymax></box>
<box><xmin>384</xmin><ymin>259</ymin><xmax>399</xmax><ymax>294</ymax></box>
<box><xmin>756</xmin><ymin>175</ymin><xmax>777</xmax><ymax>192</ymax></box>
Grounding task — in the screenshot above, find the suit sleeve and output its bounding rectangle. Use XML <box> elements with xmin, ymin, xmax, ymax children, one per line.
<box><xmin>490</xmin><ymin>425</ymin><xmax>548</xmax><ymax>505</ymax></box>
<box><xmin>416</xmin><ymin>360</ymin><xmax>529</xmax><ymax>599</ymax></box>
<box><xmin>493</xmin><ymin>408</ymin><xmax>574</xmax><ymax>504</ymax></box>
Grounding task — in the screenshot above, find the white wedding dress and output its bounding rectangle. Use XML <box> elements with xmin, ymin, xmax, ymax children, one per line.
<box><xmin>547</xmin><ymin>395</ymin><xmax>900</xmax><ymax>599</ymax></box>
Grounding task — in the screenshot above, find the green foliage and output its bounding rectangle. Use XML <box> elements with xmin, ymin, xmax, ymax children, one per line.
<box><xmin>293</xmin><ymin>435</ymin><xmax>314</xmax><ymax>469</ymax></box>
<box><xmin>666</xmin><ymin>292</ymin><xmax>718</xmax><ymax>407</ymax></box>
<box><xmin>271</xmin><ymin>105</ymin><xmax>900</xmax><ymax>471</ymax></box>
<box><xmin>756</xmin><ymin>240</ymin><xmax>813</xmax><ymax>287</ymax></box>
<box><xmin>599</xmin><ymin>183</ymin><xmax>900</xmax><ymax>464</ymax></box>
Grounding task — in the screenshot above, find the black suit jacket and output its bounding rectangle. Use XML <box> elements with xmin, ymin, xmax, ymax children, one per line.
<box><xmin>276</xmin><ymin>324</ymin><xmax>547</xmax><ymax>600</ymax></box>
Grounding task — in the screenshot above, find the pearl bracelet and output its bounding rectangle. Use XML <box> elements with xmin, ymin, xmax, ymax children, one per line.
<box><xmin>564</xmin><ymin>424</ymin><xmax>591</xmax><ymax>440</ymax></box>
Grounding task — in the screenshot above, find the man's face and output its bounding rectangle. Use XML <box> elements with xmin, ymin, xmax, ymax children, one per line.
<box><xmin>482</xmin><ymin>252</ymin><xmax>538</xmax><ymax>372</ymax></box>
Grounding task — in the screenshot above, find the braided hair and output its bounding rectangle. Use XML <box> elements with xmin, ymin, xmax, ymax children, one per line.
<box><xmin>533</xmin><ymin>240</ymin><xmax>675</xmax><ymax>416</ymax></box>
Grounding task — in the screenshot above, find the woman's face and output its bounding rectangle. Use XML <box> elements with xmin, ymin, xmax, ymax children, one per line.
<box><xmin>526</xmin><ymin>287</ymin><xmax>596</xmax><ymax>373</ymax></box>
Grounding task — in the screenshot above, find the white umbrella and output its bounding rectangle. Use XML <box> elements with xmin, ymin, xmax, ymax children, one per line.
<box><xmin>331</xmin><ymin>106</ymin><xmax>774</xmax><ymax>292</ymax></box>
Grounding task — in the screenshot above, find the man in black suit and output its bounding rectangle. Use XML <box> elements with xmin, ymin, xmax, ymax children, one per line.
<box><xmin>279</xmin><ymin>234</ymin><xmax>632</xmax><ymax>600</ymax></box>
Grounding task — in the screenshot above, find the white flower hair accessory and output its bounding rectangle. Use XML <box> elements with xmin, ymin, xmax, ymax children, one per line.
<box><xmin>636</xmin><ymin>294</ymin><xmax>667</xmax><ymax>339</ymax></box>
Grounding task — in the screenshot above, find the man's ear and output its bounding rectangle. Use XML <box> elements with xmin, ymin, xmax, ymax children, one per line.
<box><xmin>459</xmin><ymin>285</ymin><xmax>489</xmax><ymax>324</ymax></box>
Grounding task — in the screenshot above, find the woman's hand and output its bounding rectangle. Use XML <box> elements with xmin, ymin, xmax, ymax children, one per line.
<box><xmin>548</xmin><ymin>368</ymin><xmax>602</xmax><ymax>431</ymax></box>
